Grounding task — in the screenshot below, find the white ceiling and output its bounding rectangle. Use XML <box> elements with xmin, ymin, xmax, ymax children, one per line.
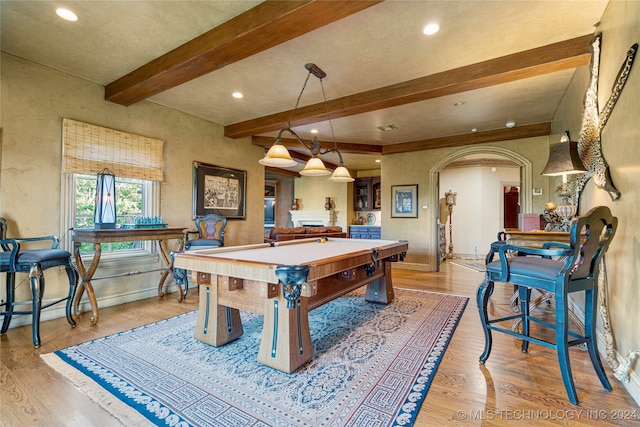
<box><xmin>1</xmin><ymin>0</ymin><xmax>608</xmax><ymax>171</ymax></box>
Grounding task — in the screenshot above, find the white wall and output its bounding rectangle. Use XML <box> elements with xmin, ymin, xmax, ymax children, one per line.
<box><xmin>440</xmin><ymin>164</ymin><xmax>520</xmax><ymax>258</ymax></box>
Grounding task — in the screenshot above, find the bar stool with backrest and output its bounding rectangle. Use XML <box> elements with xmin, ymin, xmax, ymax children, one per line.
<box><xmin>0</xmin><ymin>218</ymin><xmax>78</xmax><ymax>347</ymax></box>
<box><xmin>477</xmin><ymin>206</ymin><xmax>617</xmax><ymax>404</ymax></box>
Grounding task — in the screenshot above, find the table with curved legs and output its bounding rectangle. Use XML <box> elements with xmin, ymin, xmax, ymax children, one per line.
<box><xmin>72</xmin><ymin>227</ymin><xmax>185</xmax><ymax>323</ymax></box>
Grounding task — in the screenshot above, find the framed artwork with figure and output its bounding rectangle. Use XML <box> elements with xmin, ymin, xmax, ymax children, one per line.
<box><xmin>391</xmin><ymin>184</ymin><xmax>418</xmax><ymax>218</ymax></box>
<box><xmin>193</xmin><ymin>161</ymin><xmax>246</xmax><ymax>219</ymax></box>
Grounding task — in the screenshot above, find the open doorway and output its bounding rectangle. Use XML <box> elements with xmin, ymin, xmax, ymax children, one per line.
<box><xmin>431</xmin><ymin>147</ymin><xmax>532</xmax><ymax>270</ymax></box>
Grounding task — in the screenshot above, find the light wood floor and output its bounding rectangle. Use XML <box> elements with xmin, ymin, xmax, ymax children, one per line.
<box><xmin>1</xmin><ymin>262</ymin><xmax>638</xmax><ymax>426</ymax></box>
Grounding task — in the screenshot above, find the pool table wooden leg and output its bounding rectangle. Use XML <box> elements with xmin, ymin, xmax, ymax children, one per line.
<box><xmin>258</xmin><ymin>294</ymin><xmax>313</xmax><ymax>373</ymax></box>
<box><xmin>365</xmin><ymin>259</ymin><xmax>395</xmax><ymax>304</ymax></box>
<box><xmin>193</xmin><ymin>276</ymin><xmax>243</xmax><ymax>346</ymax></box>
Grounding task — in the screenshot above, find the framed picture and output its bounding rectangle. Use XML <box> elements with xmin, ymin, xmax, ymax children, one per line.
<box><xmin>391</xmin><ymin>184</ymin><xmax>418</xmax><ymax>218</ymax></box>
<box><xmin>193</xmin><ymin>161</ymin><xmax>246</xmax><ymax>219</ymax></box>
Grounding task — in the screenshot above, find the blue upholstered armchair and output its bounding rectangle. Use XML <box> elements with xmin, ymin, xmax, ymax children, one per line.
<box><xmin>173</xmin><ymin>214</ymin><xmax>228</xmax><ymax>299</ymax></box>
<box><xmin>0</xmin><ymin>218</ymin><xmax>78</xmax><ymax>347</ymax></box>
<box><xmin>185</xmin><ymin>214</ymin><xmax>227</xmax><ymax>250</ymax></box>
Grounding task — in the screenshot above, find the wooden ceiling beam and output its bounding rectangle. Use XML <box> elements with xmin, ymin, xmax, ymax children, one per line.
<box><xmin>225</xmin><ymin>35</ymin><xmax>592</xmax><ymax>139</ymax></box>
<box><xmin>382</xmin><ymin>122</ymin><xmax>551</xmax><ymax>155</ymax></box>
<box><xmin>251</xmin><ymin>136</ymin><xmax>382</xmax><ymax>154</ymax></box>
<box><xmin>105</xmin><ymin>1</ymin><xmax>382</xmax><ymax>106</ymax></box>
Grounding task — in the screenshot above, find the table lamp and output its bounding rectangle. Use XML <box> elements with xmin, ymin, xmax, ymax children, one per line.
<box><xmin>541</xmin><ymin>133</ymin><xmax>586</xmax><ymax>231</ymax></box>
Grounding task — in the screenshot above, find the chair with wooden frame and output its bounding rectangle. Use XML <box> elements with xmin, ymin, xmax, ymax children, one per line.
<box><xmin>0</xmin><ymin>218</ymin><xmax>78</xmax><ymax>347</ymax></box>
<box><xmin>185</xmin><ymin>214</ymin><xmax>227</xmax><ymax>250</ymax></box>
<box><xmin>477</xmin><ymin>206</ymin><xmax>617</xmax><ymax>404</ymax></box>
<box><xmin>173</xmin><ymin>214</ymin><xmax>228</xmax><ymax>298</ymax></box>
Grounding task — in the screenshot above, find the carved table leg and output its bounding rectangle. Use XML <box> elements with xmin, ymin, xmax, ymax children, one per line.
<box><xmin>73</xmin><ymin>242</ymin><xmax>101</xmax><ymax>324</ymax></box>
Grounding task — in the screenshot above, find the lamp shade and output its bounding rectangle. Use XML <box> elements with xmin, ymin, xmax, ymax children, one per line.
<box><xmin>94</xmin><ymin>168</ymin><xmax>117</xmax><ymax>229</ymax></box>
<box><xmin>328</xmin><ymin>165</ymin><xmax>355</xmax><ymax>182</ymax></box>
<box><xmin>541</xmin><ymin>140</ymin><xmax>586</xmax><ymax>176</ymax></box>
<box><xmin>299</xmin><ymin>157</ymin><xmax>331</xmax><ymax>176</ymax></box>
<box><xmin>259</xmin><ymin>144</ymin><xmax>297</xmax><ymax>167</ymax></box>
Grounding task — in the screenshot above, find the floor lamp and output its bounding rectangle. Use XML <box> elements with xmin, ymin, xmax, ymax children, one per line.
<box><xmin>445</xmin><ymin>190</ymin><xmax>457</xmax><ymax>259</ymax></box>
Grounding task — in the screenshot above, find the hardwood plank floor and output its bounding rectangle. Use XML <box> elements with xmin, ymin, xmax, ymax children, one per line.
<box><xmin>1</xmin><ymin>262</ymin><xmax>638</xmax><ymax>426</ymax></box>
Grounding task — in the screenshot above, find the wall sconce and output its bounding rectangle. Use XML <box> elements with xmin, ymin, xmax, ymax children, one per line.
<box><xmin>445</xmin><ymin>189</ymin><xmax>457</xmax><ymax>259</ymax></box>
<box><xmin>94</xmin><ymin>168</ymin><xmax>117</xmax><ymax>229</ymax></box>
<box><xmin>541</xmin><ymin>132</ymin><xmax>586</xmax><ymax>231</ymax></box>
<box><xmin>258</xmin><ymin>63</ymin><xmax>354</xmax><ymax>182</ymax></box>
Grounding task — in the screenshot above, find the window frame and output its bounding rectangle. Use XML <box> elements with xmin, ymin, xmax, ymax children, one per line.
<box><xmin>61</xmin><ymin>173</ymin><xmax>161</xmax><ymax>259</ymax></box>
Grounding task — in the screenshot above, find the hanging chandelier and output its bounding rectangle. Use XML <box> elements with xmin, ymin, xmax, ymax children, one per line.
<box><xmin>258</xmin><ymin>63</ymin><xmax>354</xmax><ymax>182</ymax></box>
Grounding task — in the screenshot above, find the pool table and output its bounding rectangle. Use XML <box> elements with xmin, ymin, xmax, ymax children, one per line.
<box><xmin>173</xmin><ymin>237</ymin><xmax>408</xmax><ymax>373</ymax></box>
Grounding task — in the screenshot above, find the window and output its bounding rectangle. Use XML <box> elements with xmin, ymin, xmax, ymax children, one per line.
<box><xmin>61</xmin><ymin>174</ymin><xmax>160</xmax><ymax>254</ymax></box>
<box><xmin>60</xmin><ymin>118</ymin><xmax>164</xmax><ymax>255</ymax></box>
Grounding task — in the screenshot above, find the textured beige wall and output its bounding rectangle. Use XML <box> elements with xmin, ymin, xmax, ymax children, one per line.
<box><xmin>0</xmin><ymin>53</ymin><xmax>265</xmax><ymax>319</ymax></box>
<box><xmin>553</xmin><ymin>0</ymin><xmax>640</xmax><ymax>385</ymax></box>
<box><xmin>294</xmin><ymin>176</ymin><xmax>350</xmax><ymax>231</ymax></box>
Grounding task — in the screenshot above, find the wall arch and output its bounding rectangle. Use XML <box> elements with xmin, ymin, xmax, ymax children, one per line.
<box><xmin>427</xmin><ymin>146</ymin><xmax>533</xmax><ymax>269</ymax></box>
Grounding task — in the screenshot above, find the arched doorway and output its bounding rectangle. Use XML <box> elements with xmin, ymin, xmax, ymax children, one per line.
<box><xmin>428</xmin><ymin>146</ymin><xmax>533</xmax><ymax>270</ymax></box>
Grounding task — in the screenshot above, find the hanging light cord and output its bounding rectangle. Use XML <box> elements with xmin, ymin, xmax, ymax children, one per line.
<box><xmin>287</xmin><ymin>70</ymin><xmax>313</xmax><ymax>129</ymax></box>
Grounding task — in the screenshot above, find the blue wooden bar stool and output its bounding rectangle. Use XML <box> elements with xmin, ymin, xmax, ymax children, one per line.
<box><xmin>0</xmin><ymin>218</ymin><xmax>77</xmax><ymax>347</ymax></box>
<box><xmin>477</xmin><ymin>206</ymin><xmax>617</xmax><ymax>404</ymax></box>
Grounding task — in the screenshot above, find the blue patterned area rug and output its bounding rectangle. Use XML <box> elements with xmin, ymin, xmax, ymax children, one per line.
<box><xmin>42</xmin><ymin>289</ymin><xmax>467</xmax><ymax>427</ymax></box>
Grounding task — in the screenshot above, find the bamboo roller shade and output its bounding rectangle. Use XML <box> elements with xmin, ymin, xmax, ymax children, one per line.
<box><xmin>62</xmin><ymin>118</ymin><xmax>164</xmax><ymax>181</ymax></box>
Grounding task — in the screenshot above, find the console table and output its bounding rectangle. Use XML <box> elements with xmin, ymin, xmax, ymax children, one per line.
<box><xmin>72</xmin><ymin>227</ymin><xmax>186</xmax><ymax>323</ymax></box>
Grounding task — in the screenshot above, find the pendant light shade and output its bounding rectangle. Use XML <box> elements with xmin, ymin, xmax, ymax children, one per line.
<box><xmin>259</xmin><ymin>143</ymin><xmax>297</xmax><ymax>167</ymax></box>
<box><xmin>300</xmin><ymin>157</ymin><xmax>331</xmax><ymax>176</ymax></box>
<box><xmin>329</xmin><ymin>165</ymin><xmax>355</xmax><ymax>182</ymax></box>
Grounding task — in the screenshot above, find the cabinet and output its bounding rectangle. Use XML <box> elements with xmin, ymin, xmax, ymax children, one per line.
<box><xmin>349</xmin><ymin>226</ymin><xmax>381</xmax><ymax>239</ymax></box>
<box><xmin>354</xmin><ymin>177</ymin><xmax>381</xmax><ymax>211</ymax></box>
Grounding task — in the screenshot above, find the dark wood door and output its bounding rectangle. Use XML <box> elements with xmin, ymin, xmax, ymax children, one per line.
<box><xmin>503</xmin><ymin>187</ymin><xmax>519</xmax><ymax>229</ymax></box>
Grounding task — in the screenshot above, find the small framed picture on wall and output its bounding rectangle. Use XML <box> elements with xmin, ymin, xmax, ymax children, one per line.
<box><xmin>391</xmin><ymin>184</ymin><xmax>418</xmax><ymax>218</ymax></box>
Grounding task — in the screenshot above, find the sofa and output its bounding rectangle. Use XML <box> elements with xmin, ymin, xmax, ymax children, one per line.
<box><xmin>265</xmin><ymin>226</ymin><xmax>346</xmax><ymax>242</ymax></box>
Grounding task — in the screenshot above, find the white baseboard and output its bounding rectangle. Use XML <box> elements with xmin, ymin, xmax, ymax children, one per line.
<box><xmin>4</xmin><ymin>283</ymin><xmax>181</xmax><ymax>329</ymax></box>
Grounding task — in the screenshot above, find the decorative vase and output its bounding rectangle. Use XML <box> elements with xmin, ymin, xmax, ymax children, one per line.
<box><xmin>292</xmin><ymin>198</ymin><xmax>300</xmax><ymax>210</ymax></box>
<box><xmin>325</xmin><ymin>197</ymin><xmax>332</xmax><ymax>210</ymax></box>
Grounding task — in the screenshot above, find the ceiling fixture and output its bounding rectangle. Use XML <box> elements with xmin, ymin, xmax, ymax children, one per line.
<box><xmin>378</xmin><ymin>124</ymin><xmax>398</xmax><ymax>132</ymax></box>
<box><xmin>258</xmin><ymin>63</ymin><xmax>354</xmax><ymax>182</ymax></box>
<box><xmin>232</xmin><ymin>92</ymin><xmax>243</xmax><ymax>99</ymax></box>
<box><xmin>56</xmin><ymin>8</ymin><xmax>78</xmax><ymax>21</ymax></box>
<box><xmin>423</xmin><ymin>23</ymin><xmax>440</xmax><ymax>35</ymax></box>
<box><xmin>506</xmin><ymin>121</ymin><xmax>516</xmax><ymax>128</ymax></box>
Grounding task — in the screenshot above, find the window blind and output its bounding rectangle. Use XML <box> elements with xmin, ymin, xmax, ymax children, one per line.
<box><xmin>62</xmin><ymin>118</ymin><xmax>164</xmax><ymax>181</ymax></box>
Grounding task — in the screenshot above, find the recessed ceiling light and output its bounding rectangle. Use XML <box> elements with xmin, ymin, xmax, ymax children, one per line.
<box><xmin>310</xmin><ymin>129</ymin><xmax>319</xmax><ymax>134</ymax></box>
<box><xmin>232</xmin><ymin>92</ymin><xmax>243</xmax><ymax>99</ymax></box>
<box><xmin>56</xmin><ymin>8</ymin><xmax>78</xmax><ymax>22</ymax></box>
<box><xmin>454</xmin><ymin>101</ymin><xmax>466</xmax><ymax>107</ymax></box>
<box><xmin>471</xmin><ymin>128</ymin><xmax>478</xmax><ymax>132</ymax></box>
<box><xmin>375</xmin><ymin>159</ymin><xmax>381</xmax><ymax>163</ymax></box>
<box><xmin>505</xmin><ymin>121</ymin><xmax>516</xmax><ymax>128</ymax></box>
<box><xmin>378</xmin><ymin>124</ymin><xmax>398</xmax><ymax>132</ymax></box>
<box><xmin>422</xmin><ymin>23</ymin><xmax>440</xmax><ymax>35</ymax></box>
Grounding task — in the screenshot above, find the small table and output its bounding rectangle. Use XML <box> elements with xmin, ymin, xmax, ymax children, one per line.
<box><xmin>174</xmin><ymin>237</ymin><xmax>408</xmax><ymax>373</ymax></box>
<box><xmin>72</xmin><ymin>227</ymin><xmax>186</xmax><ymax>323</ymax></box>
